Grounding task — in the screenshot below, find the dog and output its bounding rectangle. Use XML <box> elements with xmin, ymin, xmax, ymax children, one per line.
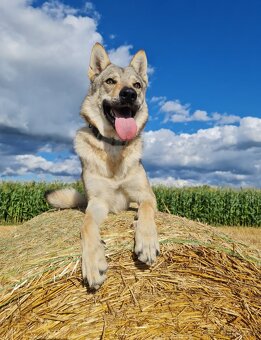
<box><xmin>46</xmin><ymin>43</ymin><xmax>160</xmax><ymax>289</ymax></box>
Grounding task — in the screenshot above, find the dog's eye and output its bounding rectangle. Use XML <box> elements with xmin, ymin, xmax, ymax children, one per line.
<box><xmin>105</xmin><ymin>78</ymin><xmax>116</xmax><ymax>85</ymax></box>
<box><xmin>133</xmin><ymin>82</ymin><xmax>141</xmax><ymax>89</ymax></box>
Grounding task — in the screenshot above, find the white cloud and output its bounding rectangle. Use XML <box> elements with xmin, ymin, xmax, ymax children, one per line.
<box><xmin>160</xmin><ymin>100</ymin><xmax>190</xmax><ymax>123</ymax></box>
<box><xmin>15</xmin><ymin>154</ymin><xmax>80</xmax><ymax>175</ymax></box>
<box><xmin>150</xmin><ymin>96</ymin><xmax>166</xmax><ymax>103</ymax></box>
<box><xmin>0</xmin><ymin>1</ymin><xmax>260</xmax><ymax>188</ymax></box>
<box><xmin>161</xmin><ymin>100</ymin><xmax>190</xmax><ymax>115</ymax></box>
<box><xmin>0</xmin><ymin>0</ymin><xmax>152</xmax><ymax>142</ymax></box>
<box><xmin>108</xmin><ymin>45</ymin><xmax>133</xmax><ymax>67</ymax></box>
<box><xmin>192</xmin><ymin>110</ymin><xmax>210</xmax><ymax>121</ymax></box>
<box><xmin>150</xmin><ymin>176</ymin><xmax>202</xmax><ymax>187</ymax></box>
<box><xmin>41</xmin><ymin>0</ymin><xmax>78</xmax><ymax>19</ymax></box>
<box><xmin>2</xmin><ymin>152</ymin><xmax>80</xmax><ymax>180</ymax></box>
<box><xmin>83</xmin><ymin>1</ymin><xmax>100</xmax><ymax>21</ymax></box>
<box><xmin>5</xmin><ymin>117</ymin><xmax>261</xmax><ymax>187</ymax></box>
<box><xmin>147</xmin><ymin>65</ymin><xmax>155</xmax><ymax>76</ymax></box>
<box><xmin>0</xmin><ymin>0</ymin><xmax>104</xmax><ymax>140</ymax></box>
<box><xmin>157</xmin><ymin>97</ymin><xmax>241</xmax><ymax>124</ymax></box>
<box><xmin>108</xmin><ymin>45</ymin><xmax>154</xmax><ymax>75</ymax></box>
<box><xmin>143</xmin><ymin>118</ymin><xmax>261</xmax><ymax>187</ymax></box>
<box><xmin>0</xmin><ymin>0</ymin><xmax>147</xmax><ymax>182</ymax></box>
<box><xmin>0</xmin><ymin>0</ymin><xmax>139</xmax><ymax>143</ymax></box>
<box><xmin>239</xmin><ymin>116</ymin><xmax>261</xmax><ymax>143</ymax></box>
<box><xmin>212</xmin><ymin>112</ymin><xmax>240</xmax><ymax>124</ymax></box>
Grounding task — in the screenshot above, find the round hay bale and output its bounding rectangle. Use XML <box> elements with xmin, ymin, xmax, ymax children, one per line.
<box><xmin>0</xmin><ymin>210</ymin><xmax>260</xmax><ymax>339</ymax></box>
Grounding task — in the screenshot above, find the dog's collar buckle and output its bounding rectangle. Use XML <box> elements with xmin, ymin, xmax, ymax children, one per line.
<box><xmin>89</xmin><ymin>124</ymin><xmax>127</xmax><ymax>146</ymax></box>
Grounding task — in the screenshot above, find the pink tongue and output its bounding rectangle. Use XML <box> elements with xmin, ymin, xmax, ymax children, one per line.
<box><xmin>115</xmin><ymin>117</ymin><xmax>137</xmax><ymax>141</ymax></box>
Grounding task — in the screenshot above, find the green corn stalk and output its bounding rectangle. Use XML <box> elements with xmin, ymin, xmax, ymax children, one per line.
<box><xmin>0</xmin><ymin>182</ymin><xmax>260</xmax><ymax>226</ymax></box>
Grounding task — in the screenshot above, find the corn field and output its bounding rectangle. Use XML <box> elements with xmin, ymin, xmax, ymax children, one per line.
<box><xmin>0</xmin><ymin>182</ymin><xmax>260</xmax><ymax>226</ymax></box>
<box><xmin>0</xmin><ymin>182</ymin><xmax>83</xmax><ymax>224</ymax></box>
<box><xmin>154</xmin><ymin>186</ymin><xmax>261</xmax><ymax>227</ymax></box>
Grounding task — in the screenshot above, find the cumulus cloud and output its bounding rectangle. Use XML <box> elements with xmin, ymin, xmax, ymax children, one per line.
<box><xmin>41</xmin><ymin>0</ymin><xmax>78</xmax><ymax>19</ymax></box>
<box><xmin>108</xmin><ymin>45</ymin><xmax>133</xmax><ymax>67</ymax></box>
<box><xmin>212</xmin><ymin>112</ymin><xmax>241</xmax><ymax>125</ymax></box>
<box><xmin>108</xmin><ymin>45</ymin><xmax>154</xmax><ymax>75</ymax></box>
<box><xmin>0</xmin><ymin>1</ymin><xmax>260</xmax><ymax>188</ymax></box>
<box><xmin>2</xmin><ymin>155</ymin><xmax>80</xmax><ymax>181</ymax></box>
<box><xmin>0</xmin><ymin>0</ymin><xmax>151</xmax><ymax>142</ymax></box>
<box><xmin>143</xmin><ymin>117</ymin><xmax>261</xmax><ymax>187</ymax></box>
<box><xmin>15</xmin><ymin>154</ymin><xmax>80</xmax><ymax>176</ymax></box>
<box><xmin>0</xmin><ymin>0</ymin><xmax>136</xmax><ymax>180</ymax></box>
<box><xmin>0</xmin><ymin>0</ymin><xmax>103</xmax><ymax>140</ymax></box>
<box><xmin>160</xmin><ymin>100</ymin><xmax>190</xmax><ymax>122</ymax></box>
<box><xmin>192</xmin><ymin>110</ymin><xmax>209</xmax><ymax>122</ymax></box>
<box><xmin>149</xmin><ymin>176</ymin><xmax>202</xmax><ymax>187</ymax></box>
<box><xmin>2</xmin><ymin>112</ymin><xmax>261</xmax><ymax>187</ymax></box>
<box><xmin>161</xmin><ymin>100</ymin><xmax>190</xmax><ymax>115</ymax></box>
<box><xmin>153</xmin><ymin>97</ymin><xmax>241</xmax><ymax>125</ymax></box>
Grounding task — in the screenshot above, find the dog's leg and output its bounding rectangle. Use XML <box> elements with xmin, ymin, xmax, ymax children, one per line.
<box><xmin>134</xmin><ymin>199</ymin><xmax>160</xmax><ymax>265</ymax></box>
<box><xmin>81</xmin><ymin>199</ymin><xmax>108</xmax><ymax>289</ymax></box>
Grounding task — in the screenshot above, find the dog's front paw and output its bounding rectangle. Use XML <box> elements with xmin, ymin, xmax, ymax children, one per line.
<box><xmin>134</xmin><ymin>221</ymin><xmax>160</xmax><ymax>266</ymax></box>
<box><xmin>81</xmin><ymin>240</ymin><xmax>108</xmax><ymax>290</ymax></box>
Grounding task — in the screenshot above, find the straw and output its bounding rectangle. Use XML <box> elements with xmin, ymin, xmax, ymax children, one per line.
<box><xmin>0</xmin><ymin>209</ymin><xmax>260</xmax><ymax>339</ymax></box>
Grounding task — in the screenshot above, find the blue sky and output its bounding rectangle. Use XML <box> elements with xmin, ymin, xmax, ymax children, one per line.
<box><xmin>35</xmin><ymin>0</ymin><xmax>261</xmax><ymax>126</ymax></box>
<box><xmin>99</xmin><ymin>0</ymin><xmax>261</xmax><ymax>120</ymax></box>
<box><xmin>0</xmin><ymin>0</ymin><xmax>261</xmax><ymax>187</ymax></box>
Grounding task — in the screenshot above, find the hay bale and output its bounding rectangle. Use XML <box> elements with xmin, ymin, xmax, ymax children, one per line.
<box><xmin>0</xmin><ymin>210</ymin><xmax>260</xmax><ymax>339</ymax></box>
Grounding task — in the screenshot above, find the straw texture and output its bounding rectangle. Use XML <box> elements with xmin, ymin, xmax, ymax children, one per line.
<box><xmin>0</xmin><ymin>209</ymin><xmax>260</xmax><ymax>339</ymax></box>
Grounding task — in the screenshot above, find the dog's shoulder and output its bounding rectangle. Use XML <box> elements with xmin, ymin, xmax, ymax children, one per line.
<box><xmin>74</xmin><ymin>127</ymin><xmax>98</xmax><ymax>160</ymax></box>
<box><xmin>74</xmin><ymin>126</ymin><xmax>90</xmax><ymax>145</ymax></box>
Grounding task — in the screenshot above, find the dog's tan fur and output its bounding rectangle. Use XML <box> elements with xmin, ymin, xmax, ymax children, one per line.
<box><xmin>46</xmin><ymin>43</ymin><xmax>159</xmax><ymax>289</ymax></box>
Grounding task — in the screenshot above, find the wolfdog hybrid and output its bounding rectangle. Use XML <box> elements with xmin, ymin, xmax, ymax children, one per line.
<box><xmin>46</xmin><ymin>43</ymin><xmax>160</xmax><ymax>289</ymax></box>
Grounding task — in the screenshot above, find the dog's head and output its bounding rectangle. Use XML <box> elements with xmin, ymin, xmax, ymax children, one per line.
<box><xmin>81</xmin><ymin>43</ymin><xmax>149</xmax><ymax>141</ymax></box>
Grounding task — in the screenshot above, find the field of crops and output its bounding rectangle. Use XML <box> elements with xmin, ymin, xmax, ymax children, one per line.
<box><xmin>0</xmin><ymin>182</ymin><xmax>83</xmax><ymax>224</ymax></box>
<box><xmin>155</xmin><ymin>186</ymin><xmax>261</xmax><ymax>227</ymax></box>
<box><xmin>0</xmin><ymin>182</ymin><xmax>260</xmax><ymax>226</ymax></box>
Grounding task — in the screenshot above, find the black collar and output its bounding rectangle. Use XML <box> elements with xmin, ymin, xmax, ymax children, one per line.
<box><xmin>89</xmin><ymin>124</ymin><xmax>128</xmax><ymax>146</ymax></box>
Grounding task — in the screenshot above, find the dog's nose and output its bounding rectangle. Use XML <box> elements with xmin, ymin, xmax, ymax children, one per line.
<box><xmin>119</xmin><ymin>87</ymin><xmax>137</xmax><ymax>104</ymax></box>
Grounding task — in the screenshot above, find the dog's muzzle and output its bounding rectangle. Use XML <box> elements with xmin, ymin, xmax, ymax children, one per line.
<box><xmin>119</xmin><ymin>87</ymin><xmax>137</xmax><ymax>105</ymax></box>
<box><xmin>102</xmin><ymin>93</ymin><xmax>139</xmax><ymax>141</ymax></box>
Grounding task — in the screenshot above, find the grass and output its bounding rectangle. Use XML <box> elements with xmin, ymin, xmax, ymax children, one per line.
<box><xmin>218</xmin><ymin>226</ymin><xmax>261</xmax><ymax>249</ymax></box>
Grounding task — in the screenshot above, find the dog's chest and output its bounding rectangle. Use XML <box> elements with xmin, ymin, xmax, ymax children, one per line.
<box><xmin>105</xmin><ymin>149</ymin><xmax>125</xmax><ymax>177</ymax></box>
<box><xmin>79</xmin><ymin>145</ymin><xmax>130</xmax><ymax>179</ymax></box>
<box><xmin>75</xmin><ymin>128</ymin><xmax>142</xmax><ymax>178</ymax></box>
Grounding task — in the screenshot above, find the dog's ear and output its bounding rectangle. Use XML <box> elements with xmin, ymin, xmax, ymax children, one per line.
<box><xmin>88</xmin><ymin>43</ymin><xmax>111</xmax><ymax>80</ymax></box>
<box><xmin>129</xmin><ymin>50</ymin><xmax>148</xmax><ymax>84</ymax></box>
